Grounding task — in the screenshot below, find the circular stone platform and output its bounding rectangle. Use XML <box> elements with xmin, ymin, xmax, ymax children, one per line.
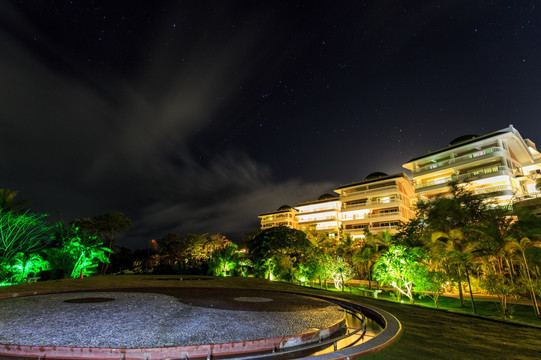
<box><xmin>0</xmin><ymin>288</ymin><xmax>346</xmax><ymax>359</ymax></box>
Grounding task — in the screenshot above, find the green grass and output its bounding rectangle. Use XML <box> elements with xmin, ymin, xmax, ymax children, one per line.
<box><xmin>1</xmin><ymin>275</ymin><xmax>540</xmax><ymax>360</ymax></box>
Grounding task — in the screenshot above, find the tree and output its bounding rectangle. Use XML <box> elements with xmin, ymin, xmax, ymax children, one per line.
<box><xmin>373</xmin><ymin>246</ymin><xmax>426</xmax><ymax>303</ymax></box>
<box><xmin>208</xmin><ymin>243</ymin><xmax>242</xmax><ymax>276</ymax></box>
<box><xmin>248</xmin><ymin>226</ymin><xmax>314</xmax><ymax>280</ymax></box>
<box><xmin>414</xmin><ymin>262</ymin><xmax>449</xmax><ymax>308</ymax></box>
<box><xmin>73</xmin><ymin>211</ymin><xmax>132</xmax><ymax>274</ymax></box>
<box><xmin>47</xmin><ymin>221</ymin><xmax>113</xmax><ymax>278</ymax></box>
<box><xmin>0</xmin><ymin>208</ymin><xmax>49</xmax><ymax>265</ymax></box>
<box><xmin>328</xmin><ymin>256</ymin><xmax>355</xmax><ymax>291</ymax></box>
<box><xmin>505</xmin><ymin>237</ymin><xmax>541</xmax><ymax>318</ymax></box>
<box><xmin>415</xmin><ymin>182</ymin><xmax>488</xmax><ymax>313</ymax></box>
<box><xmin>354</xmin><ymin>228</ymin><xmax>394</xmax><ymax>289</ymax></box>
<box><xmin>1</xmin><ymin>252</ymin><xmax>50</xmax><ymax>285</ymax></box>
<box><xmin>501</xmin><ymin>207</ymin><xmax>541</xmax><ymax>318</ymax></box>
<box><xmin>431</xmin><ymin>229</ymin><xmax>479</xmax><ymax>313</ymax></box>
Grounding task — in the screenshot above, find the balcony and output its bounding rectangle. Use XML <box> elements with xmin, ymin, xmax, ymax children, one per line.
<box><xmin>473</xmin><ymin>185</ymin><xmax>515</xmax><ymax>197</ymax></box>
<box><xmin>341</xmin><ymin>185</ymin><xmax>398</xmax><ymax>198</ymax></box>
<box><xmin>453</xmin><ymin>165</ymin><xmax>513</xmax><ymax>183</ymax></box>
<box><xmin>345</xmin><ymin>224</ymin><xmax>399</xmax><ymax>234</ymax></box>
<box><xmin>367</xmin><ymin>211</ymin><xmax>401</xmax><ymax>219</ymax></box>
<box><xmin>414</xmin><ymin>147</ymin><xmax>506</xmax><ymax>175</ymax></box>
<box><xmin>415</xmin><ymin>165</ymin><xmax>513</xmax><ymax>191</ymax></box>
<box><xmin>369</xmin><ymin>225</ymin><xmax>399</xmax><ymax>232</ymax></box>
<box><xmin>298</xmin><ymin>216</ymin><xmax>338</xmax><ymax>223</ymax></box>
<box><xmin>342</xmin><ymin>211</ymin><xmax>401</xmax><ymax>225</ymax></box>
<box><xmin>343</xmin><ymin>199</ymin><xmax>403</xmax><ymax>211</ymax></box>
<box><xmin>296</xmin><ymin>207</ymin><xmax>339</xmax><ymax>214</ymax></box>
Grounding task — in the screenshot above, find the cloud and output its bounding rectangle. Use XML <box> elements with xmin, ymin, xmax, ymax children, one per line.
<box><xmin>132</xmin><ymin>151</ymin><xmax>334</xmax><ymax>248</ymax></box>
<box><xmin>0</xmin><ymin>5</ymin><xmax>334</xmax><ymax>249</ymax></box>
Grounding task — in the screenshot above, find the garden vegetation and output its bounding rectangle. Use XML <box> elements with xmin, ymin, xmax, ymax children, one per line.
<box><xmin>1</xmin><ymin>184</ymin><xmax>540</xmax><ymax>321</ymax></box>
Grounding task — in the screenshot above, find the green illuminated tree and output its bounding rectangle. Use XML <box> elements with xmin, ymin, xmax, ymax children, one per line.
<box><xmin>4</xmin><ymin>252</ymin><xmax>50</xmax><ymax>284</ymax></box>
<box><xmin>47</xmin><ymin>221</ymin><xmax>113</xmax><ymax>278</ymax></box>
<box><xmin>73</xmin><ymin>211</ymin><xmax>132</xmax><ymax>274</ymax></box>
<box><xmin>373</xmin><ymin>246</ymin><xmax>426</xmax><ymax>303</ymax></box>
<box><xmin>0</xmin><ymin>208</ymin><xmax>49</xmax><ymax>265</ymax></box>
<box><xmin>208</xmin><ymin>243</ymin><xmax>242</xmax><ymax>276</ymax></box>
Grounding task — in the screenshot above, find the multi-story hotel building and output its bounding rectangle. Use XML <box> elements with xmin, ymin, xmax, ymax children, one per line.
<box><xmin>295</xmin><ymin>194</ymin><xmax>342</xmax><ymax>235</ymax></box>
<box><xmin>334</xmin><ymin>172</ymin><xmax>415</xmax><ymax>239</ymax></box>
<box><xmin>257</xmin><ymin>173</ymin><xmax>415</xmax><ymax>239</ymax></box>
<box><xmin>402</xmin><ymin>125</ymin><xmax>541</xmax><ymax>206</ymax></box>
<box><xmin>258</xmin><ymin>125</ymin><xmax>541</xmax><ymax>235</ymax></box>
<box><xmin>258</xmin><ymin>205</ymin><xmax>299</xmax><ymax>230</ymax></box>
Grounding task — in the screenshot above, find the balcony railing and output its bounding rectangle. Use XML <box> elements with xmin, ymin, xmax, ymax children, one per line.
<box><xmin>415</xmin><ymin>165</ymin><xmax>512</xmax><ymax>190</ymax></box>
<box><xmin>298</xmin><ymin>216</ymin><xmax>337</xmax><ymax>223</ymax></box>
<box><xmin>343</xmin><ymin>199</ymin><xmax>404</xmax><ymax>209</ymax></box>
<box><xmin>342</xmin><ymin>212</ymin><xmax>402</xmax><ymax>224</ymax></box>
<box><xmin>297</xmin><ymin>207</ymin><xmax>339</xmax><ymax>214</ymax></box>
<box><xmin>473</xmin><ymin>185</ymin><xmax>514</xmax><ymax>196</ymax></box>
<box><xmin>414</xmin><ymin>147</ymin><xmax>505</xmax><ymax>174</ymax></box>
<box><xmin>367</xmin><ymin>211</ymin><xmax>400</xmax><ymax>218</ymax></box>
<box><xmin>369</xmin><ymin>225</ymin><xmax>399</xmax><ymax>232</ymax></box>
<box><xmin>454</xmin><ymin>165</ymin><xmax>511</xmax><ymax>182</ymax></box>
<box><xmin>346</xmin><ymin>225</ymin><xmax>399</xmax><ymax>233</ymax></box>
<box><xmin>341</xmin><ymin>185</ymin><xmax>398</xmax><ymax>197</ymax></box>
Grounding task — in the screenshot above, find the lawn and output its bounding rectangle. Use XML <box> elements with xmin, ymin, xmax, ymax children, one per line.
<box><xmin>1</xmin><ymin>275</ymin><xmax>540</xmax><ymax>360</ymax></box>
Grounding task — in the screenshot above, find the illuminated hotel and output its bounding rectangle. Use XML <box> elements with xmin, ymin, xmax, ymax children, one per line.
<box><xmin>403</xmin><ymin>125</ymin><xmax>541</xmax><ymax>205</ymax></box>
<box><xmin>259</xmin><ymin>172</ymin><xmax>415</xmax><ymax>239</ymax></box>
<box><xmin>334</xmin><ymin>172</ymin><xmax>415</xmax><ymax>239</ymax></box>
<box><xmin>295</xmin><ymin>193</ymin><xmax>342</xmax><ymax>235</ymax></box>
<box><xmin>259</xmin><ymin>205</ymin><xmax>299</xmax><ymax>230</ymax></box>
<box><xmin>258</xmin><ymin>125</ymin><xmax>541</xmax><ymax>236</ymax></box>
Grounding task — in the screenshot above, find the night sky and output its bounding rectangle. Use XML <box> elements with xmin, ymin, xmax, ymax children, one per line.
<box><xmin>2</xmin><ymin>1</ymin><xmax>541</xmax><ymax>249</ymax></box>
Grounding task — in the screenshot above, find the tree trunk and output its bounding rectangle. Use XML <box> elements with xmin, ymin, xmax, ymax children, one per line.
<box><xmin>465</xmin><ymin>266</ymin><xmax>477</xmax><ymax>313</ymax></box>
<box><xmin>457</xmin><ymin>266</ymin><xmax>465</xmax><ymax>307</ymax></box>
<box><xmin>368</xmin><ymin>263</ymin><xmax>373</xmax><ymax>290</ymax></box>
<box><xmin>522</xmin><ymin>251</ymin><xmax>540</xmax><ymax>318</ymax></box>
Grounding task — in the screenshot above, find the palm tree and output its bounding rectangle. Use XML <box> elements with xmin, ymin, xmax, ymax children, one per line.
<box><xmin>208</xmin><ymin>243</ymin><xmax>241</xmax><ymax>276</ymax></box>
<box><xmin>353</xmin><ymin>229</ymin><xmax>393</xmax><ymax>290</ymax></box>
<box><xmin>432</xmin><ymin>229</ymin><xmax>478</xmax><ymax>313</ymax></box>
<box><xmin>505</xmin><ymin>237</ymin><xmax>541</xmax><ymax>318</ymax></box>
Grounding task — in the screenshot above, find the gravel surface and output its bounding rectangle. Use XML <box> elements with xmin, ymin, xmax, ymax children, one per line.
<box><xmin>0</xmin><ymin>290</ymin><xmax>345</xmax><ymax>348</ymax></box>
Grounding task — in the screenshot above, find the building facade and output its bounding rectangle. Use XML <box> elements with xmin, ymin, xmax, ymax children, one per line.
<box><xmin>258</xmin><ymin>125</ymin><xmax>541</xmax><ymax>235</ymax></box>
<box><xmin>403</xmin><ymin>125</ymin><xmax>541</xmax><ymax>206</ymax></box>
<box><xmin>258</xmin><ymin>205</ymin><xmax>299</xmax><ymax>230</ymax></box>
<box><xmin>334</xmin><ymin>172</ymin><xmax>415</xmax><ymax>239</ymax></box>
<box><xmin>295</xmin><ymin>194</ymin><xmax>342</xmax><ymax>235</ymax></box>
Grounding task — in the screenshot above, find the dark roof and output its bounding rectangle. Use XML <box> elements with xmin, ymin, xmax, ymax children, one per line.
<box><xmin>335</xmin><ymin>172</ymin><xmax>406</xmax><ymax>190</ymax></box>
<box><xmin>364</xmin><ymin>172</ymin><xmax>388</xmax><ymax>180</ymax></box>
<box><xmin>318</xmin><ymin>193</ymin><xmax>338</xmax><ymax>200</ymax></box>
<box><xmin>277</xmin><ymin>204</ymin><xmax>292</xmax><ymax>211</ymax></box>
<box><xmin>449</xmin><ymin>134</ymin><xmax>478</xmax><ymax>146</ymax></box>
<box><xmin>297</xmin><ymin>193</ymin><xmax>340</xmax><ymax>206</ymax></box>
<box><xmin>407</xmin><ymin>127</ymin><xmax>512</xmax><ymax>163</ymax></box>
<box><xmin>259</xmin><ymin>208</ymin><xmax>294</xmax><ymax>216</ymax></box>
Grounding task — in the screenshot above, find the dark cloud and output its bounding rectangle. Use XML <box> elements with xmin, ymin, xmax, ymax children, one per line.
<box><xmin>0</xmin><ymin>3</ymin><xmax>334</xmax><ymax>248</ymax></box>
